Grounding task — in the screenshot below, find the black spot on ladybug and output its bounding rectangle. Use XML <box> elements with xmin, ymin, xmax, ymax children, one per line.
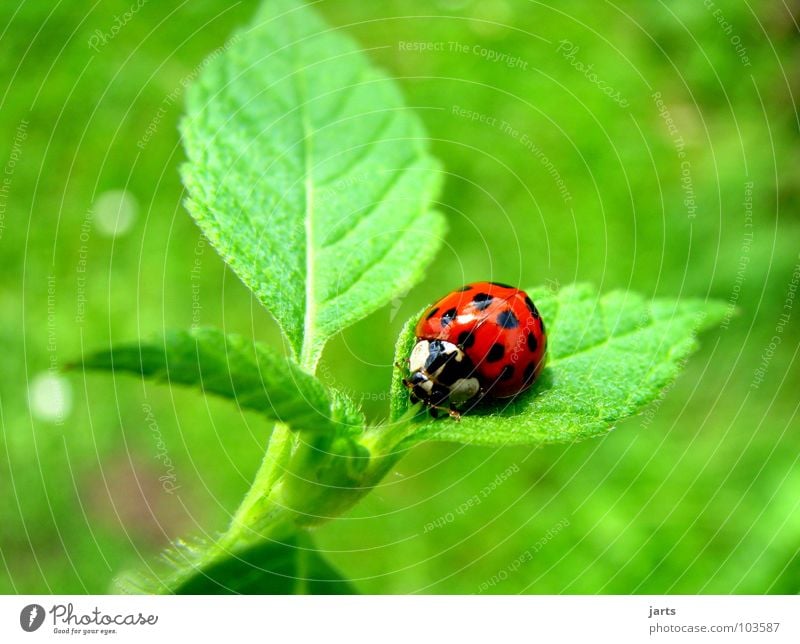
<box><xmin>527</xmin><ymin>332</ymin><xmax>538</xmax><ymax>352</ymax></box>
<box><xmin>490</xmin><ymin>281</ymin><xmax>514</xmax><ymax>289</ymax></box>
<box><xmin>429</xmin><ymin>384</ymin><xmax>450</xmax><ymax>406</ymax></box>
<box><xmin>471</xmin><ymin>292</ymin><xmax>494</xmax><ymax>310</ymax></box>
<box><xmin>440</xmin><ymin>307</ymin><xmax>458</xmax><ymax>326</ymax></box>
<box><xmin>487</xmin><ymin>343</ymin><xmax>505</xmax><ymax>362</ymax></box>
<box><xmin>523</xmin><ymin>361</ymin><xmax>535</xmax><ymax>383</ymax></box>
<box><xmin>456</xmin><ymin>284</ymin><xmax>473</xmax><ymax>291</ymax></box>
<box><xmin>500</xmin><ymin>365</ymin><xmax>514</xmax><ymax>381</ymax></box>
<box><xmin>457</xmin><ymin>331</ymin><xmax>475</xmax><ymax>349</ymax></box>
<box><xmin>425</xmin><ymin>307</ymin><xmax>439</xmax><ymax>320</ymax></box>
<box><xmin>524</xmin><ymin>296</ymin><xmax>540</xmax><ymax>318</ymax></box>
<box><xmin>496</xmin><ymin>309</ymin><xmax>519</xmax><ymax>329</ymax></box>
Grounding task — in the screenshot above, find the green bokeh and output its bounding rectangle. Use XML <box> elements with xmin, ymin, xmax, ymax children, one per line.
<box><xmin>1</xmin><ymin>0</ymin><xmax>797</xmax><ymax>593</ymax></box>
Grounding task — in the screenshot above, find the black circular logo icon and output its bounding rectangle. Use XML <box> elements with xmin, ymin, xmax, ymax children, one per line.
<box><xmin>20</xmin><ymin>604</ymin><xmax>45</xmax><ymax>632</ymax></box>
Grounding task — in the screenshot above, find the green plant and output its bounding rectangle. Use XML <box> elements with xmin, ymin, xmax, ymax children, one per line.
<box><xmin>79</xmin><ymin>0</ymin><xmax>727</xmax><ymax>593</ymax></box>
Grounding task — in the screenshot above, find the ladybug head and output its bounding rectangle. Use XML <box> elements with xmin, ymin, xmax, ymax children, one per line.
<box><xmin>404</xmin><ymin>340</ymin><xmax>480</xmax><ymax>412</ymax></box>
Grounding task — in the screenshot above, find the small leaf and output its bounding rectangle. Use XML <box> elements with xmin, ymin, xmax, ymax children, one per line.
<box><xmin>391</xmin><ymin>284</ymin><xmax>727</xmax><ymax>446</ymax></box>
<box><xmin>181</xmin><ymin>0</ymin><xmax>445</xmax><ymax>370</ymax></box>
<box><xmin>172</xmin><ymin>532</ymin><xmax>356</xmax><ymax>595</ymax></box>
<box><xmin>80</xmin><ymin>327</ymin><xmax>364</xmax><ymax>433</ymax></box>
<box><xmin>117</xmin><ymin>532</ymin><xmax>356</xmax><ymax>595</ymax></box>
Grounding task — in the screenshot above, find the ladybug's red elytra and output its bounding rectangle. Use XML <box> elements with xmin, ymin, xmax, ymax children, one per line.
<box><xmin>403</xmin><ymin>282</ymin><xmax>547</xmax><ymax>419</ymax></box>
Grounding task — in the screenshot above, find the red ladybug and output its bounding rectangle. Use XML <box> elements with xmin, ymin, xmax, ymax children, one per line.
<box><xmin>404</xmin><ymin>282</ymin><xmax>547</xmax><ymax>418</ymax></box>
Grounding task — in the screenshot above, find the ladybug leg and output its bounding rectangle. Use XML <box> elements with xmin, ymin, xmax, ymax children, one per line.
<box><xmin>448</xmin><ymin>404</ymin><xmax>462</xmax><ymax>421</ymax></box>
<box><xmin>426</xmin><ymin>402</ymin><xmax>460</xmax><ymax>421</ymax></box>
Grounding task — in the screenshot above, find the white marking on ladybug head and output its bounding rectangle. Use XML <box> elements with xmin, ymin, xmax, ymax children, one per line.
<box><xmin>408</xmin><ymin>339</ymin><xmax>477</xmax><ymax>407</ymax></box>
<box><xmin>409</xmin><ymin>340</ymin><xmax>430</xmax><ymax>373</ymax></box>
<box><xmin>436</xmin><ymin>340</ymin><xmax>463</xmax><ymax>359</ymax></box>
<box><xmin>426</xmin><ymin>340</ymin><xmax>466</xmax><ymax>379</ymax></box>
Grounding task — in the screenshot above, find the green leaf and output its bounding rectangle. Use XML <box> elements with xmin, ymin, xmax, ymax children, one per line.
<box><xmin>391</xmin><ymin>284</ymin><xmax>727</xmax><ymax>446</ymax></box>
<box><xmin>181</xmin><ymin>0</ymin><xmax>445</xmax><ymax>370</ymax></box>
<box><xmin>80</xmin><ymin>327</ymin><xmax>364</xmax><ymax>433</ymax></box>
<box><xmin>171</xmin><ymin>532</ymin><xmax>356</xmax><ymax>595</ymax></box>
<box><xmin>117</xmin><ymin>532</ymin><xmax>356</xmax><ymax>595</ymax></box>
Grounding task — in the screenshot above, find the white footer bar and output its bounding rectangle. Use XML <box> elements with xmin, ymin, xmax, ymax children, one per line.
<box><xmin>1</xmin><ymin>595</ymin><xmax>798</xmax><ymax>643</ymax></box>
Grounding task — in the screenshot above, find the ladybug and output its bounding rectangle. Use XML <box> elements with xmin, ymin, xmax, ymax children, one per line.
<box><xmin>403</xmin><ymin>282</ymin><xmax>547</xmax><ymax>418</ymax></box>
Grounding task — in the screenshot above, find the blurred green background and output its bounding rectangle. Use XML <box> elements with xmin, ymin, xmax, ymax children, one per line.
<box><xmin>1</xmin><ymin>0</ymin><xmax>798</xmax><ymax>593</ymax></box>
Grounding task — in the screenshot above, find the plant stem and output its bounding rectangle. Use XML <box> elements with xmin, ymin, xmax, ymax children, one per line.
<box><xmin>360</xmin><ymin>405</ymin><xmax>424</xmax><ymax>457</ymax></box>
<box><xmin>154</xmin><ymin>406</ymin><xmax>425</xmax><ymax>592</ymax></box>
<box><xmin>186</xmin><ymin>405</ymin><xmax>424</xmax><ymax>573</ymax></box>
<box><xmin>218</xmin><ymin>422</ymin><xmax>297</xmax><ymax>551</ymax></box>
